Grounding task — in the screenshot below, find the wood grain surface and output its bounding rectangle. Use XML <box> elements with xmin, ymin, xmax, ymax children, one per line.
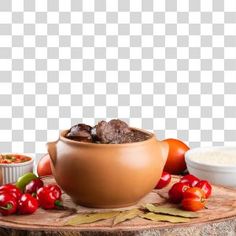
<box><xmin>1</xmin><ymin>176</ymin><xmax>236</xmax><ymax>236</ymax></box>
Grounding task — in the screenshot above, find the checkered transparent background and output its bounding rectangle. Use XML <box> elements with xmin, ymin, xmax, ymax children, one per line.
<box><xmin>0</xmin><ymin>0</ymin><xmax>236</xmax><ymax>163</ymax></box>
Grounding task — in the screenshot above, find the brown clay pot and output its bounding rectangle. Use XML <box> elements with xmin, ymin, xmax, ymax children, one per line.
<box><xmin>47</xmin><ymin>128</ymin><xmax>169</xmax><ymax>208</ymax></box>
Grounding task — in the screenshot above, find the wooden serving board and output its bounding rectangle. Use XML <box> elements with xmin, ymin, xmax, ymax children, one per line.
<box><xmin>1</xmin><ymin>176</ymin><xmax>236</xmax><ymax>236</ymax></box>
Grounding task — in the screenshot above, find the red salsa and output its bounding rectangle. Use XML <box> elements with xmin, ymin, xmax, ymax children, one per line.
<box><xmin>0</xmin><ymin>154</ymin><xmax>31</xmax><ymax>164</ymax></box>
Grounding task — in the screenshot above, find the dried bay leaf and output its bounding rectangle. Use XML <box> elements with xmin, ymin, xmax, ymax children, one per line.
<box><xmin>141</xmin><ymin>212</ymin><xmax>190</xmax><ymax>223</ymax></box>
<box><xmin>113</xmin><ymin>208</ymin><xmax>144</xmax><ymax>226</ymax></box>
<box><xmin>144</xmin><ymin>203</ymin><xmax>199</xmax><ymax>218</ymax></box>
<box><xmin>65</xmin><ymin>203</ymin><xmax>197</xmax><ymax>226</ymax></box>
<box><xmin>66</xmin><ymin>211</ymin><xmax>120</xmax><ymax>226</ymax></box>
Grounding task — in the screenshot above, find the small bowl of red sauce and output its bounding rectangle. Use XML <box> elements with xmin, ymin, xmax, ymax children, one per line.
<box><xmin>0</xmin><ymin>154</ymin><xmax>34</xmax><ymax>185</ymax></box>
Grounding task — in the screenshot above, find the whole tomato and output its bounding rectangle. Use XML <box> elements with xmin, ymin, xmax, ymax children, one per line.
<box><xmin>196</xmin><ymin>180</ymin><xmax>212</xmax><ymax>198</ymax></box>
<box><xmin>37</xmin><ymin>184</ymin><xmax>62</xmax><ymax>209</ymax></box>
<box><xmin>0</xmin><ymin>193</ymin><xmax>17</xmax><ymax>216</ymax></box>
<box><xmin>37</xmin><ymin>154</ymin><xmax>52</xmax><ymax>177</ymax></box>
<box><xmin>0</xmin><ymin>184</ymin><xmax>22</xmax><ymax>201</ymax></box>
<box><xmin>181</xmin><ymin>187</ymin><xmax>206</xmax><ymax>211</ymax></box>
<box><xmin>168</xmin><ymin>182</ymin><xmax>189</xmax><ymax>203</ymax></box>
<box><xmin>163</xmin><ymin>139</ymin><xmax>190</xmax><ymax>174</ymax></box>
<box><xmin>155</xmin><ymin>171</ymin><xmax>171</xmax><ymax>189</ymax></box>
<box><xmin>179</xmin><ymin>174</ymin><xmax>200</xmax><ymax>187</ymax></box>
<box><xmin>18</xmin><ymin>193</ymin><xmax>38</xmax><ymax>215</ymax></box>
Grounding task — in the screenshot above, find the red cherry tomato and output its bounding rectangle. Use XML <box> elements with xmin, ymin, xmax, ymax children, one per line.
<box><xmin>183</xmin><ymin>187</ymin><xmax>205</xmax><ymax>199</ymax></box>
<box><xmin>163</xmin><ymin>139</ymin><xmax>190</xmax><ymax>174</ymax></box>
<box><xmin>179</xmin><ymin>174</ymin><xmax>200</xmax><ymax>187</ymax></box>
<box><xmin>155</xmin><ymin>172</ymin><xmax>171</xmax><ymax>189</ymax></box>
<box><xmin>37</xmin><ymin>184</ymin><xmax>62</xmax><ymax>209</ymax></box>
<box><xmin>0</xmin><ymin>184</ymin><xmax>22</xmax><ymax>201</ymax></box>
<box><xmin>181</xmin><ymin>187</ymin><xmax>206</xmax><ymax>211</ymax></box>
<box><xmin>196</xmin><ymin>180</ymin><xmax>212</xmax><ymax>198</ymax></box>
<box><xmin>18</xmin><ymin>193</ymin><xmax>38</xmax><ymax>215</ymax></box>
<box><xmin>168</xmin><ymin>182</ymin><xmax>189</xmax><ymax>203</ymax></box>
<box><xmin>0</xmin><ymin>193</ymin><xmax>17</xmax><ymax>216</ymax></box>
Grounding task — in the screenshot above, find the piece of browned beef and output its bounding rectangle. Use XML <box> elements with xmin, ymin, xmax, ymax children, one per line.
<box><xmin>66</xmin><ymin>123</ymin><xmax>92</xmax><ymax>142</ymax></box>
<box><xmin>93</xmin><ymin>119</ymin><xmax>131</xmax><ymax>144</ymax></box>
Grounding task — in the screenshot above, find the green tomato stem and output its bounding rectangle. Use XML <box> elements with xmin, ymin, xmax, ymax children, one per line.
<box><xmin>0</xmin><ymin>203</ymin><xmax>13</xmax><ymax>210</ymax></box>
<box><xmin>54</xmin><ymin>200</ymin><xmax>63</xmax><ymax>208</ymax></box>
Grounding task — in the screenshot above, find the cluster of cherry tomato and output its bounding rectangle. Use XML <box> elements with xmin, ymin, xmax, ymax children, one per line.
<box><xmin>169</xmin><ymin>175</ymin><xmax>212</xmax><ymax>211</ymax></box>
<box><xmin>0</xmin><ymin>177</ymin><xmax>62</xmax><ymax>216</ymax></box>
<box><xmin>155</xmin><ymin>172</ymin><xmax>212</xmax><ymax>212</ymax></box>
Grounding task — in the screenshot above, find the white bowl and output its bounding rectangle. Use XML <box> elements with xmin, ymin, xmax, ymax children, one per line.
<box><xmin>0</xmin><ymin>154</ymin><xmax>34</xmax><ymax>185</ymax></box>
<box><xmin>185</xmin><ymin>146</ymin><xmax>236</xmax><ymax>187</ymax></box>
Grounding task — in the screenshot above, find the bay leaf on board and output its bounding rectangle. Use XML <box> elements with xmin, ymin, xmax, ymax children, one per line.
<box><xmin>113</xmin><ymin>208</ymin><xmax>144</xmax><ymax>226</ymax></box>
<box><xmin>141</xmin><ymin>212</ymin><xmax>190</xmax><ymax>223</ymax></box>
<box><xmin>144</xmin><ymin>203</ymin><xmax>199</xmax><ymax>218</ymax></box>
<box><xmin>66</xmin><ymin>211</ymin><xmax>120</xmax><ymax>226</ymax></box>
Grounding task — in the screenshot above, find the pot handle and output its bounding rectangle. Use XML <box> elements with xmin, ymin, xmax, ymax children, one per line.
<box><xmin>47</xmin><ymin>141</ymin><xmax>57</xmax><ymax>166</ymax></box>
<box><xmin>159</xmin><ymin>140</ymin><xmax>169</xmax><ymax>169</ymax></box>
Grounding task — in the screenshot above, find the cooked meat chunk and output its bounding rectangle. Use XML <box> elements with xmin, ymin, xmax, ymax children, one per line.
<box><xmin>66</xmin><ymin>123</ymin><xmax>92</xmax><ymax>142</ymax></box>
<box><xmin>94</xmin><ymin>119</ymin><xmax>131</xmax><ymax>144</ymax></box>
<box><xmin>118</xmin><ymin>130</ymin><xmax>151</xmax><ymax>143</ymax></box>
